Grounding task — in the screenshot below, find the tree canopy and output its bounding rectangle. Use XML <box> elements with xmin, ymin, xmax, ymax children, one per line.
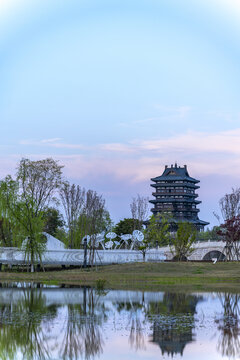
<box><xmin>144</xmin><ymin>214</ymin><xmax>170</xmax><ymax>248</ymax></box>
<box><xmin>170</xmin><ymin>222</ymin><xmax>196</xmax><ymax>261</ymax></box>
<box><xmin>43</xmin><ymin>207</ymin><xmax>65</xmax><ymax>237</ymax></box>
<box><xmin>0</xmin><ymin>158</ymin><xmax>63</xmax><ymax>271</ymax></box>
<box><xmin>114</xmin><ymin>218</ymin><xmax>142</xmax><ymax>236</ymax></box>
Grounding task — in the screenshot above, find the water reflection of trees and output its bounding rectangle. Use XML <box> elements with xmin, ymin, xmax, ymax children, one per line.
<box><xmin>59</xmin><ymin>287</ymin><xmax>106</xmax><ymax>360</ymax></box>
<box><xmin>147</xmin><ymin>293</ymin><xmax>201</xmax><ymax>357</ymax></box>
<box><xmin>0</xmin><ymin>285</ymin><xmax>56</xmax><ymax>359</ymax></box>
<box><xmin>128</xmin><ymin>316</ymin><xmax>146</xmax><ymax>351</ymax></box>
<box><xmin>216</xmin><ymin>293</ymin><xmax>240</xmax><ymax>359</ymax></box>
<box><xmin>0</xmin><ymin>285</ymin><xmax>107</xmax><ymax>360</ymax></box>
<box><xmin>0</xmin><ymin>286</ymin><xmax>229</xmax><ymax>359</ymax></box>
<box><xmin>114</xmin><ymin>299</ymin><xmax>146</xmax><ymax>351</ymax></box>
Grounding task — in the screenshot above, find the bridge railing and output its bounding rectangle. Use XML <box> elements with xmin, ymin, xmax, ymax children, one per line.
<box><xmin>0</xmin><ymin>247</ymin><xmax>166</xmax><ymax>266</ymax></box>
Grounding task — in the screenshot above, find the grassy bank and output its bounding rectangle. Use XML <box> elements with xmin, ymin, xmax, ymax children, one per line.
<box><xmin>1</xmin><ymin>262</ymin><xmax>240</xmax><ymax>292</ymax></box>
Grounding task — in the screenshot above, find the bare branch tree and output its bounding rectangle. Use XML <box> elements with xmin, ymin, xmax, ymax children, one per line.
<box><xmin>83</xmin><ymin>190</ymin><xmax>106</xmax><ymax>266</ymax></box>
<box><xmin>60</xmin><ymin>183</ymin><xmax>109</xmax><ymax>265</ymax></box>
<box><xmin>17</xmin><ymin>158</ymin><xmax>63</xmax><ymax>214</ymax></box>
<box><xmin>60</xmin><ymin>182</ymin><xmax>86</xmax><ymax>249</ymax></box>
<box><xmin>130</xmin><ymin>198</ymin><xmax>137</xmax><ymax>221</ymax></box>
<box><xmin>130</xmin><ymin>194</ymin><xmax>149</xmax><ymax>228</ymax></box>
<box><xmin>219</xmin><ymin>188</ymin><xmax>240</xmax><ymax>221</ymax></box>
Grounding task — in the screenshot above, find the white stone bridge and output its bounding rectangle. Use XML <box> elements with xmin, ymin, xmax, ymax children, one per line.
<box><xmin>161</xmin><ymin>240</ymin><xmax>227</xmax><ymax>261</ymax></box>
<box><xmin>0</xmin><ymin>240</ymin><xmax>229</xmax><ymax>267</ymax></box>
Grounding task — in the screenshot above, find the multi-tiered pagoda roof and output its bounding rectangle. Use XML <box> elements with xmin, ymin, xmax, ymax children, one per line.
<box><xmin>149</xmin><ymin>164</ymin><xmax>209</xmax><ymax>231</ymax></box>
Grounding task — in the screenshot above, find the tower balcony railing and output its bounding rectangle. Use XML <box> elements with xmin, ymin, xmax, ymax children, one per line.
<box><xmin>150</xmin><ymin>209</ymin><xmax>199</xmax><ymax>220</ymax></box>
<box><xmin>152</xmin><ymin>191</ymin><xmax>198</xmax><ymax>197</ymax></box>
<box><xmin>152</xmin><ymin>207</ymin><xmax>174</xmax><ymax>211</ymax></box>
<box><xmin>151</xmin><ymin>207</ymin><xmax>200</xmax><ymax>213</ymax></box>
<box><xmin>151</xmin><ymin>182</ymin><xmax>200</xmax><ymax>189</ymax></box>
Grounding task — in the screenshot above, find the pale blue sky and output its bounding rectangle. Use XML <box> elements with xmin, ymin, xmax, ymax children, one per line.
<box><xmin>0</xmin><ymin>0</ymin><xmax>240</xmax><ymax>224</ymax></box>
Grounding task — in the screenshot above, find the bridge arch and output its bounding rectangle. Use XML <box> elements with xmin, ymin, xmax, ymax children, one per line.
<box><xmin>172</xmin><ymin>255</ymin><xmax>188</xmax><ymax>261</ymax></box>
<box><xmin>202</xmin><ymin>250</ymin><xmax>226</xmax><ymax>261</ymax></box>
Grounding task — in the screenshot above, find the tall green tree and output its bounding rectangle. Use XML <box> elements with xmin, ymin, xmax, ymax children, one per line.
<box><xmin>77</xmin><ymin>208</ymin><xmax>112</xmax><ymax>245</ymax></box>
<box><xmin>144</xmin><ymin>214</ymin><xmax>170</xmax><ymax>248</ymax></box>
<box><xmin>0</xmin><ymin>158</ymin><xmax>63</xmax><ymax>271</ymax></box>
<box><xmin>135</xmin><ymin>214</ymin><xmax>170</xmax><ymax>261</ymax></box>
<box><xmin>114</xmin><ymin>218</ymin><xmax>142</xmax><ymax>249</ymax></box>
<box><xmin>0</xmin><ymin>217</ymin><xmax>13</xmax><ymax>247</ymax></box>
<box><xmin>43</xmin><ymin>207</ymin><xmax>65</xmax><ymax>237</ymax></box>
<box><xmin>114</xmin><ymin>218</ymin><xmax>142</xmax><ymax>236</ymax></box>
<box><xmin>196</xmin><ymin>226</ymin><xmax>220</xmax><ymax>242</ymax></box>
<box><xmin>170</xmin><ymin>222</ymin><xmax>196</xmax><ymax>261</ymax></box>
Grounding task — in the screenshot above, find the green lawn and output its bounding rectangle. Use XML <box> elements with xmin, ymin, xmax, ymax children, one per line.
<box><xmin>1</xmin><ymin>262</ymin><xmax>240</xmax><ymax>292</ymax></box>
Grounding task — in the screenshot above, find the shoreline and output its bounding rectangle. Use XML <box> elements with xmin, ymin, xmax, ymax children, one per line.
<box><xmin>0</xmin><ymin>262</ymin><xmax>240</xmax><ymax>292</ymax></box>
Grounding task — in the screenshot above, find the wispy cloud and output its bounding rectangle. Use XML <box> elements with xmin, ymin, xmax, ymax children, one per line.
<box><xmin>154</xmin><ymin>105</ymin><xmax>191</xmax><ymax>119</ymax></box>
<box><xmin>132</xmin><ymin>117</ymin><xmax>159</xmax><ymax>125</ymax></box>
<box><xmin>99</xmin><ymin>143</ymin><xmax>137</xmax><ymax>153</ymax></box>
<box><xmin>41</xmin><ymin>138</ymin><xmax>62</xmax><ymax>143</ymax></box>
<box><xmin>117</xmin><ymin>105</ymin><xmax>191</xmax><ymax>128</ymax></box>
<box><xmin>98</xmin><ymin>128</ymin><xmax>240</xmax><ymax>156</ymax></box>
<box><xmin>18</xmin><ymin>128</ymin><xmax>240</xmax><ymax>183</ymax></box>
<box><xmin>20</xmin><ymin>127</ymin><xmax>240</xmax><ymax>156</ymax></box>
<box><xmin>20</xmin><ymin>139</ymin><xmax>87</xmax><ymax>150</ymax></box>
<box><xmin>138</xmin><ymin>128</ymin><xmax>240</xmax><ymax>154</ymax></box>
<box><xmin>207</xmin><ymin>110</ymin><xmax>235</xmax><ymax>123</ymax></box>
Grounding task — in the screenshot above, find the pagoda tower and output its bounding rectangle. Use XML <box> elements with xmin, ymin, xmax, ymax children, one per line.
<box><xmin>149</xmin><ymin>164</ymin><xmax>209</xmax><ymax>231</ymax></box>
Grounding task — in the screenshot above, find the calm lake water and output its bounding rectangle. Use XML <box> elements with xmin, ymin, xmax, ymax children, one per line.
<box><xmin>0</xmin><ymin>284</ymin><xmax>239</xmax><ymax>360</ymax></box>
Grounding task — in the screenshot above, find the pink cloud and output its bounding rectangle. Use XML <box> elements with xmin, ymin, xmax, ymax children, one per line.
<box><xmin>19</xmin><ymin>128</ymin><xmax>240</xmax><ymax>184</ymax></box>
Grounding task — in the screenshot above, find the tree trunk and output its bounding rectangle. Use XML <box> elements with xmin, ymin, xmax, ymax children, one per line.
<box><xmin>143</xmin><ymin>251</ymin><xmax>146</xmax><ymax>262</ymax></box>
<box><xmin>30</xmin><ymin>237</ymin><xmax>35</xmax><ymax>273</ymax></box>
<box><xmin>83</xmin><ymin>238</ymin><xmax>87</xmax><ymax>268</ymax></box>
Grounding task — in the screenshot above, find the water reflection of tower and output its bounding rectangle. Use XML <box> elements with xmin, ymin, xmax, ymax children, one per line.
<box><xmin>149</xmin><ymin>293</ymin><xmax>201</xmax><ymax>356</ymax></box>
<box><xmin>152</xmin><ymin>323</ymin><xmax>193</xmax><ymax>356</ymax></box>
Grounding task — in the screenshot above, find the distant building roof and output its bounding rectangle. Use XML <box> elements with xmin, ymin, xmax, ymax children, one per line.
<box><xmin>151</xmin><ymin>164</ymin><xmax>199</xmax><ymax>183</ymax></box>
